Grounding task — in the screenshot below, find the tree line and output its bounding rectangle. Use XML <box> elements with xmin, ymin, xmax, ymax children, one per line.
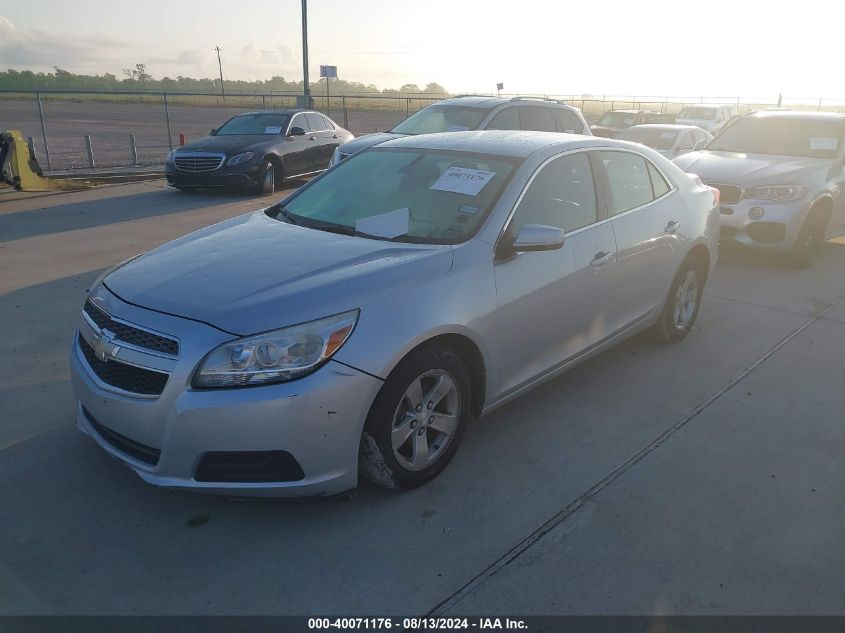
<box><xmin>0</xmin><ymin>65</ymin><xmax>449</xmax><ymax>95</ymax></box>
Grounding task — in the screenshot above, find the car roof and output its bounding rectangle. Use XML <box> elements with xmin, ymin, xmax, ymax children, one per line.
<box><xmin>374</xmin><ymin>130</ymin><xmax>618</xmax><ymax>158</ymax></box>
<box><xmin>433</xmin><ymin>95</ymin><xmax>580</xmax><ymax>111</ymax></box>
<box><xmin>745</xmin><ymin>110</ymin><xmax>845</xmax><ymax>122</ymax></box>
<box><xmin>236</xmin><ymin>109</ymin><xmax>307</xmax><ymax>116</ymax></box>
<box><xmin>623</xmin><ymin>124</ymin><xmax>707</xmax><ymax>132</ymax></box>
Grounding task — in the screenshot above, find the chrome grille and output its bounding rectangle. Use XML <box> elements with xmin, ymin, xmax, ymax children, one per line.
<box><xmin>709</xmin><ymin>183</ymin><xmax>742</xmax><ymax>205</ymax></box>
<box><xmin>83</xmin><ymin>300</ymin><xmax>179</xmax><ymax>356</ymax></box>
<box><xmin>174</xmin><ymin>153</ymin><xmax>225</xmax><ymax>172</ymax></box>
<box><xmin>78</xmin><ymin>334</ymin><xmax>169</xmax><ymax>396</ymax></box>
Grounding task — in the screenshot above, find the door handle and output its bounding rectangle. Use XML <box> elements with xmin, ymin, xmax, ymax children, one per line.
<box><xmin>308</xmin><ymin>136</ymin><xmax>317</xmax><ymax>141</ymax></box>
<box><xmin>332</xmin><ymin>134</ymin><xmax>338</xmax><ymax>139</ymax></box>
<box><xmin>590</xmin><ymin>251</ymin><xmax>612</xmax><ymax>267</ymax></box>
<box><xmin>665</xmin><ymin>220</ymin><xmax>680</xmax><ymax>234</ymax></box>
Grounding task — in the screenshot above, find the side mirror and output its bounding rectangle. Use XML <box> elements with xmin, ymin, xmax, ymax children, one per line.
<box><xmin>288</xmin><ymin>127</ymin><xmax>306</xmax><ymax>137</ymax></box>
<box><xmin>209</xmin><ymin>128</ymin><xmax>216</xmax><ymax>135</ymax></box>
<box><xmin>512</xmin><ymin>224</ymin><xmax>566</xmax><ymax>252</ymax></box>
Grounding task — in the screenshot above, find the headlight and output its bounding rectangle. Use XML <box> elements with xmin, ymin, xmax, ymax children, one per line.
<box><xmin>165</xmin><ymin>150</ymin><xmax>176</xmax><ymax>166</ymax></box>
<box><xmin>743</xmin><ymin>184</ymin><xmax>807</xmax><ymax>202</ymax></box>
<box><xmin>192</xmin><ymin>310</ymin><xmax>359</xmax><ymax>388</ymax></box>
<box><xmin>227</xmin><ymin>151</ymin><xmax>255</xmax><ymax>165</ymax></box>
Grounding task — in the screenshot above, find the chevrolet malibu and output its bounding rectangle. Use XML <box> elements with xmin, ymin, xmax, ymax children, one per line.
<box><xmin>71</xmin><ymin>131</ymin><xmax>719</xmax><ymax>497</ymax></box>
<box><xmin>674</xmin><ymin>110</ymin><xmax>845</xmax><ymax>267</ymax></box>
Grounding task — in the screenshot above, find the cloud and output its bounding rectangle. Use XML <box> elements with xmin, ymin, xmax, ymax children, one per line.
<box><xmin>0</xmin><ymin>14</ymin><xmax>128</xmax><ymax>70</ymax></box>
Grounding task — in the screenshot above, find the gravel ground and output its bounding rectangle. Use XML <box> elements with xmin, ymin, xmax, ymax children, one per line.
<box><xmin>0</xmin><ymin>98</ymin><xmax>408</xmax><ymax>171</ymax></box>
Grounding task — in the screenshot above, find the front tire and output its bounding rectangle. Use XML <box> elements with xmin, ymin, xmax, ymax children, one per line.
<box><xmin>359</xmin><ymin>344</ymin><xmax>471</xmax><ymax>491</ymax></box>
<box><xmin>653</xmin><ymin>256</ymin><xmax>705</xmax><ymax>344</ymax></box>
<box><xmin>255</xmin><ymin>159</ymin><xmax>277</xmax><ymax>195</ymax></box>
<box><xmin>787</xmin><ymin>211</ymin><xmax>825</xmax><ymax>269</ymax></box>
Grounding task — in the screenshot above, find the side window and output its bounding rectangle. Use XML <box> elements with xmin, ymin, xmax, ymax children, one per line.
<box><xmin>509</xmin><ymin>153</ymin><xmax>597</xmax><ymax>236</ymax></box>
<box><xmin>647</xmin><ymin>161</ymin><xmax>671</xmax><ymax>198</ymax></box>
<box><xmin>290</xmin><ymin>113</ymin><xmax>311</xmax><ymax>132</ymax></box>
<box><xmin>552</xmin><ymin>109</ymin><xmax>584</xmax><ymax>133</ymax></box>
<box><xmin>518</xmin><ymin>107</ymin><xmax>557</xmax><ymax>132</ymax></box>
<box><xmin>321</xmin><ymin>114</ymin><xmax>336</xmax><ymax>130</ymax></box>
<box><xmin>600</xmin><ymin>151</ymin><xmax>655</xmax><ymax>215</ymax></box>
<box><xmin>486</xmin><ymin>107</ymin><xmax>521</xmax><ymax>130</ymax></box>
<box><xmin>306</xmin><ymin>113</ymin><xmax>327</xmax><ymax>131</ymax></box>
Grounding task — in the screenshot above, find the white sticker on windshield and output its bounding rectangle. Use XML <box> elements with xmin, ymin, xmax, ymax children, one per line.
<box><xmin>265</xmin><ymin>126</ymin><xmax>282</xmax><ymax>134</ymax></box>
<box><xmin>447</xmin><ymin>125</ymin><xmax>470</xmax><ymax>132</ymax></box>
<box><xmin>810</xmin><ymin>137</ymin><xmax>837</xmax><ymax>151</ymax></box>
<box><xmin>430</xmin><ymin>167</ymin><xmax>496</xmax><ymax>196</ymax></box>
<box><xmin>355</xmin><ymin>207</ymin><xmax>410</xmax><ymax>238</ymax></box>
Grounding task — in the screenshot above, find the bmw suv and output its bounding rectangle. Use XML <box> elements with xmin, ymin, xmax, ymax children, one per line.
<box><xmin>673</xmin><ymin>110</ymin><xmax>845</xmax><ymax>267</ymax></box>
<box><xmin>328</xmin><ymin>96</ymin><xmax>590</xmax><ymax>165</ymax></box>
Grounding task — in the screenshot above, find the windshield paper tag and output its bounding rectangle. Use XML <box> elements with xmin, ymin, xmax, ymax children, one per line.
<box><xmin>265</xmin><ymin>126</ymin><xmax>282</xmax><ymax>134</ymax></box>
<box><xmin>447</xmin><ymin>125</ymin><xmax>470</xmax><ymax>132</ymax></box>
<box><xmin>431</xmin><ymin>167</ymin><xmax>496</xmax><ymax>196</ymax></box>
<box><xmin>810</xmin><ymin>137</ymin><xmax>837</xmax><ymax>151</ymax></box>
<box><xmin>355</xmin><ymin>208</ymin><xmax>410</xmax><ymax>238</ymax></box>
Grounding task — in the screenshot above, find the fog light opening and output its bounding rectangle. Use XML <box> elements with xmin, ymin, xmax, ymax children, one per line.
<box><xmin>749</xmin><ymin>206</ymin><xmax>765</xmax><ymax>220</ymax></box>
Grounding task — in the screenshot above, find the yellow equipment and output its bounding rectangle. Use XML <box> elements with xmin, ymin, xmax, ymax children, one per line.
<box><xmin>0</xmin><ymin>130</ymin><xmax>89</xmax><ymax>192</ymax></box>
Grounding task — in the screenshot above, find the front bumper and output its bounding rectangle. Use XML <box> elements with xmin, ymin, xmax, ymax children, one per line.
<box><xmin>717</xmin><ymin>198</ymin><xmax>809</xmax><ymax>252</ymax></box>
<box><xmin>70</xmin><ymin>288</ymin><xmax>383</xmax><ymax>497</ymax></box>
<box><xmin>165</xmin><ymin>162</ymin><xmax>262</xmax><ymax>188</ymax></box>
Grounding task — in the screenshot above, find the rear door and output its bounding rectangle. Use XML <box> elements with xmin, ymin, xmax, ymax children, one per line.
<box><xmin>518</xmin><ymin>106</ymin><xmax>557</xmax><ymax>133</ymax></box>
<box><xmin>284</xmin><ymin>113</ymin><xmax>315</xmax><ymax>175</ymax></box>
<box><xmin>306</xmin><ymin>112</ymin><xmax>337</xmax><ymax>170</ymax></box>
<box><xmin>493</xmin><ymin>151</ymin><xmax>617</xmax><ymax>396</ymax></box>
<box><xmin>598</xmin><ymin>150</ymin><xmax>682</xmax><ymax>329</ymax></box>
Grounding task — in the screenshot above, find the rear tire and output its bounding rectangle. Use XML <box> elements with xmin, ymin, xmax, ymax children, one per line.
<box><xmin>787</xmin><ymin>211</ymin><xmax>825</xmax><ymax>269</ymax></box>
<box><xmin>652</xmin><ymin>256</ymin><xmax>705</xmax><ymax>344</ymax></box>
<box><xmin>255</xmin><ymin>159</ymin><xmax>277</xmax><ymax>195</ymax></box>
<box><xmin>359</xmin><ymin>344</ymin><xmax>471</xmax><ymax>491</ymax></box>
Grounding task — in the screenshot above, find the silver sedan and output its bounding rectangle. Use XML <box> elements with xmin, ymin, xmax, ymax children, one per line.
<box><xmin>70</xmin><ymin>131</ymin><xmax>720</xmax><ymax>497</ymax></box>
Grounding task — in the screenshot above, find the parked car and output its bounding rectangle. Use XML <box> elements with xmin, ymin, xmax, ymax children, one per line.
<box><xmin>675</xmin><ymin>104</ymin><xmax>737</xmax><ymax>134</ymax></box>
<box><xmin>590</xmin><ymin>110</ymin><xmax>674</xmax><ymax>138</ymax></box>
<box><xmin>618</xmin><ymin>124</ymin><xmax>713</xmax><ymax>159</ymax></box>
<box><xmin>165</xmin><ymin>109</ymin><xmax>353</xmax><ymax>194</ymax></box>
<box><xmin>71</xmin><ymin>131</ymin><xmax>719</xmax><ymax>497</ymax></box>
<box><xmin>328</xmin><ymin>96</ymin><xmax>590</xmax><ymax>166</ymax></box>
<box><xmin>673</xmin><ymin>110</ymin><xmax>845</xmax><ymax>267</ymax></box>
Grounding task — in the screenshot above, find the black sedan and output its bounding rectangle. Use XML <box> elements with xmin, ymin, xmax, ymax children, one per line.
<box><xmin>165</xmin><ymin>109</ymin><xmax>353</xmax><ymax>194</ymax></box>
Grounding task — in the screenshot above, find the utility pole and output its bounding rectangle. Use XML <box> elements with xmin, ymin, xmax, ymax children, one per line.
<box><xmin>301</xmin><ymin>0</ymin><xmax>310</xmax><ymax>105</ymax></box>
<box><xmin>215</xmin><ymin>45</ymin><xmax>225</xmax><ymax>99</ymax></box>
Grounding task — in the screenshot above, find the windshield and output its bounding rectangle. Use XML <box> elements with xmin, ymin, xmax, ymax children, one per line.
<box><xmin>618</xmin><ymin>128</ymin><xmax>677</xmax><ymax>150</ymax></box>
<box><xmin>678</xmin><ymin>107</ymin><xmax>717</xmax><ymax>120</ymax></box>
<box><xmin>708</xmin><ymin>117</ymin><xmax>844</xmax><ymax>158</ymax></box>
<box><xmin>596</xmin><ymin>112</ymin><xmax>637</xmax><ymax>127</ymax></box>
<box><xmin>272</xmin><ymin>149</ymin><xmax>517</xmax><ymax>244</ymax></box>
<box><xmin>391</xmin><ymin>105</ymin><xmax>489</xmax><ymax>135</ymax></box>
<box><xmin>214</xmin><ymin>113</ymin><xmax>291</xmax><ymax>135</ymax></box>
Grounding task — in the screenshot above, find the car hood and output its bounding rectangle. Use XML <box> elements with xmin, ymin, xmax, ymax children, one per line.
<box><xmin>339</xmin><ymin>132</ymin><xmax>406</xmax><ymax>155</ymax></box>
<box><xmin>103</xmin><ymin>211</ymin><xmax>454</xmax><ymax>336</ymax></box>
<box><xmin>177</xmin><ymin>135</ymin><xmax>276</xmax><ymax>155</ymax></box>
<box><xmin>672</xmin><ymin>151</ymin><xmax>829</xmax><ymax>185</ymax></box>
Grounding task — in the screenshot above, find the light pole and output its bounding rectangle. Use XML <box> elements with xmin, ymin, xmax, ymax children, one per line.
<box><xmin>301</xmin><ymin>0</ymin><xmax>311</xmax><ymax>106</ymax></box>
<box><xmin>215</xmin><ymin>45</ymin><xmax>225</xmax><ymax>99</ymax></box>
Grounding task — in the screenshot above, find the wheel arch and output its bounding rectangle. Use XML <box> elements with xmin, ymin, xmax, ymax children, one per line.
<box><xmin>686</xmin><ymin>242</ymin><xmax>711</xmax><ymax>283</ymax></box>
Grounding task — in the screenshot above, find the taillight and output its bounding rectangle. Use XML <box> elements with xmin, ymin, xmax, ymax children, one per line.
<box><xmin>709</xmin><ymin>186</ymin><xmax>720</xmax><ymax>207</ymax></box>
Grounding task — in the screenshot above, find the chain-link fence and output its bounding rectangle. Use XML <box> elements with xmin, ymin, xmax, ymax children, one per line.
<box><xmin>1</xmin><ymin>89</ymin><xmax>842</xmax><ymax>172</ymax></box>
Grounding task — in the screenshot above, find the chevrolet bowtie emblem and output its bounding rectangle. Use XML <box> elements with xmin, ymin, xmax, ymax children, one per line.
<box><xmin>92</xmin><ymin>329</ymin><xmax>121</xmax><ymax>362</ymax></box>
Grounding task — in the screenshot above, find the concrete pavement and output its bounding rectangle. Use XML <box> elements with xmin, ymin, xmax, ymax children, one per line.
<box><xmin>1</xmin><ymin>181</ymin><xmax>843</xmax><ymax>615</ymax></box>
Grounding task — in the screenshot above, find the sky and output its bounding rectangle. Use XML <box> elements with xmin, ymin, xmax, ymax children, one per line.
<box><xmin>0</xmin><ymin>0</ymin><xmax>841</xmax><ymax>99</ymax></box>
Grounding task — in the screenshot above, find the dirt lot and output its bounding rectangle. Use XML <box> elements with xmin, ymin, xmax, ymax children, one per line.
<box><xmin>0</xmin><ymin>99</ymin><xmax>408</xmax><ymax>171</ymax></box>
<box><xmin>2</xmin><ymin>181</ymin><xmax>845</xmax><ymax>615</ymax></box>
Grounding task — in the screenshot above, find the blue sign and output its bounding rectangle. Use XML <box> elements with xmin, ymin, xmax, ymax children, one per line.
<box><xmin>320</xmin><ymin>65</ymin><xmax>338</xmax><ymax>79</ymax></box>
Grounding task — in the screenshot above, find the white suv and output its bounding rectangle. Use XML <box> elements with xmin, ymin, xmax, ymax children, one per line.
<box><xmin>676</xmin><ymin>104</ymin><xmax>737</xmax><ymax>134</ymax></box>
<box><xmin>329</xmin><ymin>96</ymin><xmax>591</xmax><ymax>165</ymax></box>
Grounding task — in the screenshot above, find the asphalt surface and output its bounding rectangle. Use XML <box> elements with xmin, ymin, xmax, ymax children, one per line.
<box><xmin>0</xmin><ymin>99</ymin><xmax>407</xmax><ymax>171</ymax></box>
<box><xmin>1</xmin><ymin>181</ymin><xmax>844</xmax><ymax>615</ymax></box>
